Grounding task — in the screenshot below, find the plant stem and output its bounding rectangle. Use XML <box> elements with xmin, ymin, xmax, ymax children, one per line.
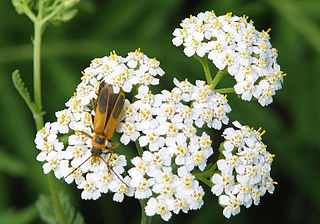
<box><xmin>22</xmin><ymin>5</ymin><xmax>37</xmax><ymax>22</ymax></box>
<box><xmin>135</xmin><ymin>141</ymin><xmax>144</xmax><ymax>157</ymax></box>
<box><xmin>193</xmin><ymin>142</ymin><xmax>226</xmax><ymax>184</ymax></box>
<box><xmin>32</xmin><ymin>3</ymin><xmax>66</xmax><ymax>224</ymax></box>
<box><xmin>194</xmin><ymin>55</ymin><xmax>212</xmax><ymax>84</ymax></box>
<box><xmin>48</xmin><ymin>173</ymin><xmax>67</xmax><ymax>224</ymax></box>
<box><xmin>214</xmin><ymin>87</ymin><xmax>235</xmax><ymax>94</ymax></box>
<box><xmin>195</xmin><ymin>163</ymin><xmax>217</xmax><ymax>179</ymax></box>
<box><xmin>33</xmin><ymin>23</ymin><xmax>42</xmax><ymax>107</ymax></box>
<box><xmin>33</xmin><ymin>18</ymin><xmax>44</xmax><ymax>130</ymax></box>
<box><xmin>210</xmin><ymin>69</ymin><xmax>228</xmax><ymax>90</ymax></box>
<box><xmin>139</xmin><ymin>199</ymin><xmax>152</xmax><ymax>224</ymax></box>
<box><xmin>194</xmin><ymin>174</ymin><xmax>213</xmax><ymax>188</ymax></box>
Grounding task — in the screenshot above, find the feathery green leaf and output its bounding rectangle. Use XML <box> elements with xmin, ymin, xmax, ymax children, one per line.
<box><xmin>12</xmin><ymin>70</ymin><xmax>43</xmax><ymax>116</ymax></box>
<box><xmin>36</xmin><ymin>192</ymin><xmax>85</xmax><ymax>224</ymax></box>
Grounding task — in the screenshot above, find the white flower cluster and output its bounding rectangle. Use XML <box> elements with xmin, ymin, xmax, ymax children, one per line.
<box><xmin>34</xmin><ymin>49</ymin><xmax>231</xmax><ymax>220</ymax></box>
<box><xmin>115</xmin><ymin>78</ymin><xmax>231</xmax><ymax>220</ymax></box>
<box><xmin>79</xmin><ymin>48</ymin><xmax>164</xmax><ymax>99</ymax></box>
<box><xmin>172</xmin><ymin>10</ymin><xmax>286</xmax><ymax>106</ymax></box>
<box><xmin>35</xmin><ymin>49</ymin><xmax>165</xmax><ymax>200</ymax></box>
<box><xmin>35</xmin><ymin>111</ymin><xmax>134</xmax><ymax>200</ymax></box>
<box><xmin>134</xmin><ymin>164</ymin><xmax>205</xmax><ymax>221</ymax></box>
<box><xmin>118</xmin><ymin>78</ymin><xmax>231</xmax><ymax>146</ymax></box>
<box><xmin>211</xmin><ymin>121</ymin><xmax>277</xmax><ymax>218</ymax></box>
<box><xmin>34</xmin><ymin>38</ymin><xmax>279</xmax><ymax>220</ymax></box>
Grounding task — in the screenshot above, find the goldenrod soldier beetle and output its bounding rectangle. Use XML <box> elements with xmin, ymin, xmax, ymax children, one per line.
<box><xmin>65</xmin><ymin>81</ymin><xmax>126</xmax><ymax>184</ymax></box>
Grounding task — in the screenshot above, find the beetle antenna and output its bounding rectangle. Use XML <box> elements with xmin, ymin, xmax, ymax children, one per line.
<box><xmin>100</xmin><ymin>155</ymin><xmax>128</xmax><ymax>187</ymax></box>
<box><xmin>64</xmin><ymin>156</ymin><xmax>92</xmax><ymax>180</ymax></box>
<box><xmin>75</xmin><ymin>130</ymin><xmax>92</xmax><ymax>139</ymax></box>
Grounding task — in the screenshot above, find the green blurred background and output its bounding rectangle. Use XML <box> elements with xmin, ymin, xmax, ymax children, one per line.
<box><xmin>0</xmin><ymin>0</ymin><xmax>319</xmax><ymax>223</ymax></box>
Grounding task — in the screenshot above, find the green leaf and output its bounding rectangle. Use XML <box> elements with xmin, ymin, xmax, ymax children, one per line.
<box><xmin>36</xmin><ymin>192</ymin><xmax>85</xmax><ymax>224</ymax></box>
<box><xmin>0</xmin><ymin>204</ymin><xmax>38</xmax><ymax>224</ymax></box>
<box><xmin>0</xmin><ymin>147</ymin><xmax>28</xmax><ymax>176</ymax></box>
<box><xmin>12</xmin><ymin>70</ymin><xmax>43</xmax><ymax>117</ymax></box>
<box><xmin>36</xmin><ymin>195</ymin><xmax>56</xmax><ymax>224</ymax></box>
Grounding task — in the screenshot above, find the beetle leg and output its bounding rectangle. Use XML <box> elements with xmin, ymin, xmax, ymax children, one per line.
<box><xmin>106</xmin><ymin>150</ymin><xmax>113</xmax><ymax>175</ymax></box>
<box><xmin>107</xmin><ymin>139</ymin><xmax>119</xmax><ymax>150</ymax></box>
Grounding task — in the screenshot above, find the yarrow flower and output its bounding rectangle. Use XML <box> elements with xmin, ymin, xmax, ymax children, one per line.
<box><xmin>35</xmin><ymin>49</ymin><xmax>164</xmax><ymax>200</ymax></box>
<box><xmin>172</xmin><ymin>10</ymin><xmax>286</xmax><ymax>106</ymax></box>
<box><xmin>211</xmin><ymin>121</ymin><xmax>277</xmax><ymax>218</ymax></box>
<box><xmin>34</xmin><ymin>49</ymin><xmax>223</xmax><ymax>220</ymax></box>
<box><xmin>34</xmin><ymin>9</ymin><xmax>282</xmax><ymax>222</ymax></box>
<box><xmin>116</xmin><ymin>79</ymin><xmax>233</xmax><ymax>219</ymax></box>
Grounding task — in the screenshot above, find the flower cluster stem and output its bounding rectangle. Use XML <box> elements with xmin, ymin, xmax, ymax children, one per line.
<box><xmin>200</xmin><ymin>163</ymin><xmax>217</xmax><ymax>178</ymax></box>
<box><xmin>135</xmin><ymin>141</ymin><xmax>144</xmax><ymax>157</ymax></box>
<box><xmin>211</xmin><ymin>69</ymin><xmax>228</xmax><ymax>90</ymax></box>
<box><xmin>194</xmin><ymin>55</ymin><xmax>212</xmax><ymax>84</ymax></box>
<box><xmin>48</xmin><ymin>173</ymin><xmax>67</xmax><ymax>224</ymax></box>
<box><xmin>193</xmin><ymin>162</ymin><xmax>215</xmax><ymax>188</ymax></box>
<box><xmin>139</xmin><ymin>199</ymin><xmax>152</xmax><ymax>224</ymax></box>
<box><xmin>214</xmin><ymin>88</ymin><xmax>235</xmax><ymax>94</ymax></box>
<box><xmin>193</xmin><ymin>142</ymin><xmax>227</xmax><ymax>187</ymax></box>
<box><xmin>194</xmin><ymin>174</ymin><xmax>213</xmax><ymax>187</ymax></box>
<box><xmin>195</xmin><ymin>56</ymin><xmax>231</xmax><ymax>92</ymax></box>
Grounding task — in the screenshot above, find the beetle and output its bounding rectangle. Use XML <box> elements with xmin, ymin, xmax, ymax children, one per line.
<box><xmin>91</xmin><ymin>81</ymin><xmax>125</xmax><ymax>162</ymax></box>
<box><xmin>65</xmin><ymin>81</ymin><xmax>125</xmax><ymax>181</ymax></box>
